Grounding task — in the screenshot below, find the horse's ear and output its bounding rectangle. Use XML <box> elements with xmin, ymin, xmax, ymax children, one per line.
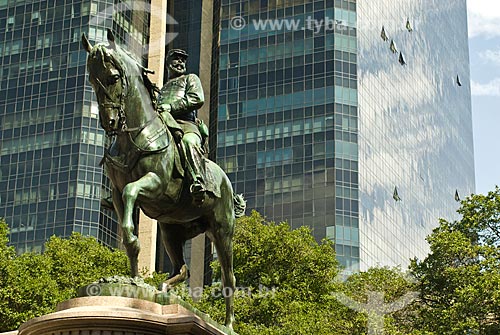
<box><xmin>107</xmin><ymin>29</ymin><xmax>116</xmax><ymax>49</ymax></box>
<box><xmin>81</xmin><ymin>33</ymin><xmax>92</xmax><ymax>53</ymax></box>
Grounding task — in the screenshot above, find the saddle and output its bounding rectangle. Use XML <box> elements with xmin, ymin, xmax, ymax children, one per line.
<box><xmin>103</xmin><ymin>113</ymin><xmax>220</xmax><ymax>203</ymax></box>
<box><xmin>159</xmin><ymin>112</ymin><xmax>221</xmax><ymax>200</ymax></box>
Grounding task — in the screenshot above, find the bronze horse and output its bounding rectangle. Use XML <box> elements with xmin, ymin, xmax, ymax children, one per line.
<box><xmin>82</xmin><ymin>30</ymin><xmax>245</xmax><ymax>328</ymax></box>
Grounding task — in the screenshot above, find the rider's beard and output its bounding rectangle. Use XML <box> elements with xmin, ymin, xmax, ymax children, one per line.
<box><xmin>168</xmin><ymin>63</ymin><xmax>186</xmax><ymax>78</ymax></box>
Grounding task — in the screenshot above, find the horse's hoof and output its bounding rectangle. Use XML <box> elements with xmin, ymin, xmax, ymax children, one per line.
<box><xmin>162</xmin><ymin>264</ymin><xmax>190</xmax><ymax>289</ymax></box>
<box><xmin>161</xmin><ymin>282</ymin><xmax>172</xmax><ymax>292</ymax></box>
<box><xmin>128</xmin><ymin>236</ymin><xmax>140</xmax><ymax>254</ymax></box>
<box><xmin>225</xmin><ymin>320</ymin><xmax>234</xmax><ymax>330</ymax></box>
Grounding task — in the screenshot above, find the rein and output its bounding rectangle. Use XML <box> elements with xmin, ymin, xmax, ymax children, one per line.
<box><xmin>93</xmin><ymin>48</ymin><xmax>170</xmax><ymax>171</ymax></box>
<box><xmin>94</xmin><ymin>53</ymin><xmax>157</xmax><ymax>138</ymax></box>
<box><xmin>94</xmin><ymin>73</ymin><xmax>127</xmax><ymax>136</ymax></box>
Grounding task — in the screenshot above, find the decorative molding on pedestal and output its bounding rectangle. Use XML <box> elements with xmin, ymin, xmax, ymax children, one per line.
<box><xmin>1</xmin><ymin>331</ymin><xmax>18</xmax><ymax>335</ymax></box>
<box><xmin>14</xmin><ymin>295</ymin><xmax>236</xmax><ymax>335</ymax></box>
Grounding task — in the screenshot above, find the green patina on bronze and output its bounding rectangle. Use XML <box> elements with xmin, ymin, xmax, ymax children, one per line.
<box><xmin>82</xmin><ymin>29</ymin><xmax>245</xmax><ymax>329</ymax></box>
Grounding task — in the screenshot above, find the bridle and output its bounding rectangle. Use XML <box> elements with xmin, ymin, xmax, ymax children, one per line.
<box><xmin>90</xmin><ymin>49</ymin><xmax>129</xmax><ymax>136</ymax></box>
<box><xmin>91</xmin><ymin>47</ymin><xmax>160</xmax><ymax>141</ymax></box>
<box><xmin>94</xmin><ymin>78</ymin><xmax>125</xmax><ymax>134</ymax></box>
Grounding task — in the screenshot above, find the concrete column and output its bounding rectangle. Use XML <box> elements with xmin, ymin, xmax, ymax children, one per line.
<box><xmin>189</xmin><ymin>0</ymin><xmax>215</xmax><ymax>295</ymax></box>
<box><xmin>189</xmin><ymin>234</ymin><xmax>206</xmax><ymax>299</ymax></box>
<box><xmin>137</xmin><ymin>0</ymin><xmax>169</xmax><ymax>275</ymax></box>
<box><xmin>149</xmin><ymin>0</ymin><xmax>168</xmax><ymax>85</ymax></box>
<box><xmin>197</xmin><ymin>0</ymin><xmax>214</xmax><ymax>124</ymax></box>
<box><xmin>137</xmin><ymin>211</ymin><xmax>158</xmax><ymax>275</ymax></box>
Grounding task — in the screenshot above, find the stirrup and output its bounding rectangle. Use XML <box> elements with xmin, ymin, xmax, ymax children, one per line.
<box><xmin>190</xmin><ymin>180</ymin><xmax>206</xmax><ymax>205</ymax></box>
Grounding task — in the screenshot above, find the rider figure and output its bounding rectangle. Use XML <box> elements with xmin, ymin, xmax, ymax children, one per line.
<box><xmin>157</xmin><ymin>49</ymin><xmax>207</xmax><ymax>204</ymax></box>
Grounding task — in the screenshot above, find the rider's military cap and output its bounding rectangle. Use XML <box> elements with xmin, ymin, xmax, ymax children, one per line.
<box><xmin>167</xmin><ymin>49</ymin><xmax>189</xmax><ymax>60</ymax></box>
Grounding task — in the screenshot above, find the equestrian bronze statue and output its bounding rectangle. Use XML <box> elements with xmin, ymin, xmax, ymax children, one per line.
<box><xmin>82</xmin><ymin>29</ymin><xmax>245</xmax><ymax>328</ymax></box>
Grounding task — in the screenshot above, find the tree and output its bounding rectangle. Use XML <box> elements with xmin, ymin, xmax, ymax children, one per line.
<box><xmin>410</xmin><ymin>187</ymin><xmax>500</xmax><ymax>334</ymax></box>
<box><xmin>194</xmin><ymin>210</ymin><xmax>353</xmax><ymax>335</ymax></box>
<box><xmin>0</xmin><ymin>220</ymin><xmax>129</xmax><ymax>332</ymax></box>
<box><xmin>0</xmin><ymin>250</ymin><xmax>60</xmax><ymax>330</ymax></box>
<box><xmin>339</xmin><ymin>267</ymin><xmax>422</xmax><ymax>335</ymax></box>
<box><xmin>43</xmin><ymin>233</ymin><xmax>129</xmax><ymax>301</ymax></box>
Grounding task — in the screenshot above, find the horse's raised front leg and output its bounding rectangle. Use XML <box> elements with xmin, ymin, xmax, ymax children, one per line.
<box><xmin>120</xmin><ymin>172</ymin><xmax>163</xmax><ymax>277</ymax></box>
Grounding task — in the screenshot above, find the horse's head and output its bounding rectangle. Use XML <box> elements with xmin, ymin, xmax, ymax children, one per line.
<box><xmin>82</xmin><ymin>30</ymin><xmax>126</xmax><ymax>134</ymax></box>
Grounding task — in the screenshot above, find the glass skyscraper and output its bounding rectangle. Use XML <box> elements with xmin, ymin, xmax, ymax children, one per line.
<box><xmin>0</xmin><ymin>0</ymin><xmax>475</xmax><ymax>274</ymax></box>
<box><xmin>213</xmin><ymin>0</ymin><xmax>474</xmax><ymax>270</ymax></box>
<box><xmin>0</xmin><ymin>0</ymin><xmax>149</xmax><ymax>252</ymax></box>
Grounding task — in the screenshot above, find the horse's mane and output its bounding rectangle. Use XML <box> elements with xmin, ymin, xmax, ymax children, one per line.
<box><xmin>119</xmin><ymin>48</ymin><xmax>160</xmax><ymax>109</ymax></box>
<box><xmin>92</xmin><ymin>43</ymin><xmax>160</xmax><ymax>110</ymax></box>
<box><xmin>141</xmin><ymin>71</ymin><xmax>160</xmax><ymax>109</ymax></box>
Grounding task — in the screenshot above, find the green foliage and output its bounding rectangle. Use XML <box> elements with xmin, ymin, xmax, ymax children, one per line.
<box><xmin>410</xmin><ymin>187</ymin><xmax>500</xmax><ymax>334</ymax></box>
<box><xmin>2</xmin><ymin>186</ymin><xmax>499</xmax><ymax>334</ymax></box>
<box><xmin>0</xmin><ymin>252</ymin><xmax>59</xmax><ymax>330</ymax></box>
<box><xmin>230</xmin><ymin>210</ymin><xmax>340</xmax><ymax>297</ymax></box>
<box><xmin>143</xmin><ymin>271</ymin><xmax>169</xmax><ymax>289</ymax></box>
<box><xmin>340</xmin><ymin>267</ymin><xmax>420</xmax><ymax>335</ymax></box>
<box><xmin>195</xmin><ymin>210</ymin><xmax>352</xmax><ymax>334</ymax></box>
<box><xmin>0</xmin><ymin>220</ymin><xmax>129</xmax><ymax>332</ymax></box>
<box><xmin>195</xmin><ymin>198</ymin><xmax>500</xmax><ymax>335</ymax></box>
<box><xmin>0</xmin><ymin>218</ymin><xmax>15</xmax><ymax>280</ymax></box>
<box><xmin>43</xmin><ymin>233</ymin><xmax>129</xmax><ymax>301</ymax></box>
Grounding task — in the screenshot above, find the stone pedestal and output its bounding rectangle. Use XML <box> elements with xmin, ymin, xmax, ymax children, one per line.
<box><xmin>16</xmin><ymin>296</ymin><xmax>234</xmax><ymax>335</ymax></box>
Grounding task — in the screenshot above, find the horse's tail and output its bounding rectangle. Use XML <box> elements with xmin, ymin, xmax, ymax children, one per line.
<box><xmin>233</xmin><ymin>194</ymin><xmax>246</xmax><ymax>218</ymax></box>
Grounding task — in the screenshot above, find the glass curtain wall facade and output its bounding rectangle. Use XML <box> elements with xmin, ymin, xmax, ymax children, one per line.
<box><xmin>214</xmin><ymin>0</ymin><xmax>360</xmax><ymax>269</ymax></box>
<box><xmin>166</xmin><ymin>0</ymin><xmax>203</xmax><ymax>78</ymax></box>
<box><xmin>0</xmin><ymin>0</ymin><xmax>149</xmax><ymax>252</ymax></box>
<box><xmin>213</xmin><ymin>0</ymin><xmax>474</xmax><ymax>270</ymax></box>
<box><xmin>356</xmin><ymin>0</ymin><xmax>474</xmax><ymax>269</ymax></box>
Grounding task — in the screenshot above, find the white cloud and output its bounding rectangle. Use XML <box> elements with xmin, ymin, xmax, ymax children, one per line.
<box><xmin>467</xmin><ymin>0</ymin><xmax>500</xmax><ymax>38</ymax></box>
<box><xmin>479</xmin><ymin>49</ymin><xmax>500</xmax><ymax>65</ymax></box>
<box><xmin>471</xmin><ymin>78</ymin><xmax>500</xmax><ymax>96</ymax></box>
<box><xmin>468</xmin><ymin>0</ymin><xmax>500</xmax><ymax>19</ymax></box>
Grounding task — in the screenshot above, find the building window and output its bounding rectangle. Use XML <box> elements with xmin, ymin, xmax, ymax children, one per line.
<box><xmin>398</xmin><ymin>52</ymin><xmax>406</xmax><ymax>65</ymax></box>
<box><xmin>6</xmin><ymin>16</ymin><xmax>14</xmax><ymax>31</ymax></box>
<box><xmin>390</xmin><ymin>40</ymin><xmax>397</xmax><ymax>53</ymax></box>
<box><xmin>380</xmin><ymin>26</ymin><xmax>388</xmax><ymax>41</ymax></box>
<box><xmin>406</xmin><ymin>18</ymin><xmax>413</xmax><ymax>32</ymax></box>
<box><xmin>393</xmin><ymin>186</ymin><xmax>401</xmax><ymax>201</ymax></box>
<box><xmin>31</xmin><ymin>11</ymin><xmax>40</xmax><ymax>25</ymax></box>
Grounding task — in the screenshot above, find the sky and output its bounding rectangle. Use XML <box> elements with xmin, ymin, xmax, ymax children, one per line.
<box><xmin>467</xmin><ymin>0</ymin><xmax>500</xmax><ymax>195</ymax></box>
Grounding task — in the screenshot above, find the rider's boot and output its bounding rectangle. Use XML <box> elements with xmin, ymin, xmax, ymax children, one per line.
<box><xmin>185</xmin><ymin>144</ymin><xmax>207</xmax><ymax>206</ymax></box>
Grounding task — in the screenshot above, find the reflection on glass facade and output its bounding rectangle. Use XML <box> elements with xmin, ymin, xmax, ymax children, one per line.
<box><xmin>357</xmin><ymin>0</ymin><xmax>474</xmax><ymax>270</ymax></box>
<box><xmin>213</xmin><ymin>0</ymin><xmax>474</xmax><ymax>271</ymax></box>
<box><xmin>0</xmin><ymin>0</ymin><xmax>149</xmax><ymax>252</ymax></box>
<box><xmin>214</xmin><ymin>0</ymin><xmax>359</xmax><ymax>269</ymax></box>
<box><xmin>167</xmin><ymin>0</ymin><xmax>202</xmax><ymax>79</ymax></box>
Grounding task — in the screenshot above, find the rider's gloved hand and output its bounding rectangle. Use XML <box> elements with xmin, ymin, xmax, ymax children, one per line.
<box><xmin>173</xmin><ymin>130</ymin><xmax>183</xmax><ymax>143</ymax></box>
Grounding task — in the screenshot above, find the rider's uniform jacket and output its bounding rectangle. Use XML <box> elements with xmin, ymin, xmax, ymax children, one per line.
<box><xmin>158</xmin><ymin>74</ymin><xmax>204</xmax><ymax>123</ymax></box>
